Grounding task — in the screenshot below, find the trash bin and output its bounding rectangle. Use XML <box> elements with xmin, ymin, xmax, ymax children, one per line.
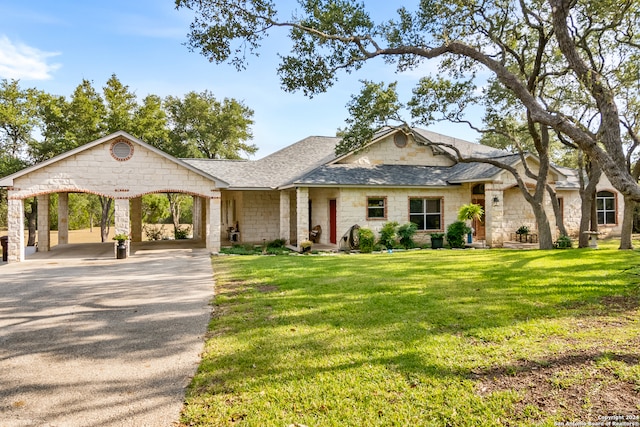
<box><xmin>1</xmin><ymin>236</ymin><xmax>8</xmax><ymax>262</ymax></box>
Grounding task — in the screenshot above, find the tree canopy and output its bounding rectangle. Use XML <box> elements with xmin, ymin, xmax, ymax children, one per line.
<box><xmin>176</xmin><ymin>0</ymin><xmax>640</xmax><ymax>202</ymax></box>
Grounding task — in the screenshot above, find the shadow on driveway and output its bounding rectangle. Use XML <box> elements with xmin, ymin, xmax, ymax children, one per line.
<box><xmin>0</xmin><ymin>245</ymin><xmax>214</xmax><ymax>426</ymax></box>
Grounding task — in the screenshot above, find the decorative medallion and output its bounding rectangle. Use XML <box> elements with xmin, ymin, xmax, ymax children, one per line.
<box><xmin>394</xmin><ymin>132</ymin><xmax>408</xmax><ymax>148</ymax></box>
<box><xmin>110</xmin><ymin>139</ymin><xmax>134</xmax><ymax>161</ymax></box>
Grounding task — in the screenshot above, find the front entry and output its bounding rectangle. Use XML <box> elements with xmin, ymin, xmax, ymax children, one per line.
<box><xmin>329</xmin><ymin>200</ymin><xmax>337</xmax><ymax>244</ymax></box>
<box><xmin>471</xmin><ymin>197</ymin><xmax>486</xmax><ymax>240</ymax></box>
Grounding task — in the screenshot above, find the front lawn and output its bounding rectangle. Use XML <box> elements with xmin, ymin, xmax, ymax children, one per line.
<box><xmin>181</xmin><ymin>241</ymin><xmax>640</xmax><ymax>426</ymax></box>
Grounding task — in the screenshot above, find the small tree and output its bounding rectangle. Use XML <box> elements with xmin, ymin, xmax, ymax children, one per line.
<box><xmin>357</xmin><ymin>227</ymin><xmax>375</xmax><ymax>253</ymax></box>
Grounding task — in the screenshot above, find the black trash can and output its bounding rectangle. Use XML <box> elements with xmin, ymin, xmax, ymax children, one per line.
<box><xmin>1</xmin><ymin>236</ymin><xmax>8</xmax><ymax>262</ymax></box>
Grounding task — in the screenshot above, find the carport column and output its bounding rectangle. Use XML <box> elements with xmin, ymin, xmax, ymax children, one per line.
<box><xmin>192</xmin><ymin>196</ymin><xmax>202</xmax><ymax>241</ymax></box>
<box><xmin>296</xmin><ymin>187</ymin><xmax>309</xmax><ymax>249</ymax></box>
<box><xmin>36</xmin><ymin>194</ymin><xmax>50</xmax><ymax>252</ymax></box>
<box><xmin>114</xmin><ymin>198</ymin><xmax>131</xmax><ymax>256</ymax></box>
<box><xmin>58</xmin><ymin>193</ymin><xmax>69</xmax><ymax>245</ymax></box>
<box><xmin>279</xmin><ymin>191</ymin><xmax>291</xmax><ymax>244</ymax></box>
<box><xmin>206</xmin><ymin>191</ymin><xmax>221</xmax><ymax>252</ymax></box>
<box><xmin>485</xmin><ymin>187</ymin><xmax>504</xmax><ymax>248</ymax></box>
<box><xmin>130</xmin><ymin>197</ymin><xmax>142</xmax><ymax>242</ymax></box>
<box><xmin>7</xmin><ymin>198</ymin><xmax>25</xmax><ymax>263</ymax></box>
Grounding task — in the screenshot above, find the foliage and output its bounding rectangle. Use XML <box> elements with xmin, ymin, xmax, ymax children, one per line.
<box><xmin>164</xmin><ymin>90</ymin><xmax>257</xmax><ymax>159</ymax></box>
<box><xmin>378</xmin><ymin>221</ymin><xmax>398</xmax><ymax>249</ymax></box>
<box><xmin>266</xmin><ymin>239</ymin><xmax>286</xmax><ymax>250</ymax></box>
<box><xmin>555</xmin><ymin>234</ymin><xmax>573</xmax><ymax>249</ymax></box>
<box><xmin>112</xmin><ymin>233</ymin><xmax>128</xmax><ymax>242</ymax></box>
<box><xmin>457</xmin><ymin>203</ymin><xmax>484</xmax><ymax>222</ymax></box>
<box><xmin>397</xmin><ymin>222</ymin><xmax>418</xmax><ymax>249</ymax></box>
<box><xmin>142</xmin><ymin>194</ymin><xmax>170</xmax><ymax>225</ymax></box>
<box><xmin>516</xmin><ymin>225</ymin><xmax>531</xmax><ymax>235</ymax></box>
<box><xmin>144</xmin><ymin>224</ymin><xmax>166</xmax><ymax>241</ymax></box>
<box><xmin>446</xmin><ymin>221</ymin><xmax>472</xmax><ymax>248</ymax></box>
<box><xmin>357</xmin><ymin>227</ymin><xmax>375</xmax><ymax>253</ymax></box>
<box><xmin>174</xmin><ymin>225</ymin><xmax>192</xmax><ymax>240</ymax></box>
<box><xmin>182</xmin><ymin>244</ymin><xmax>640</xmax><ymax>425</ymax></box>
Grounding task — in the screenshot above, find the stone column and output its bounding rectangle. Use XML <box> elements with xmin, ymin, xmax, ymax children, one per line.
<box><xmin>279</xmin><ymin>191</ymin><xmax>291</xmax><ymax>244</ymax></box>
<box><xmin>36</xmin><ymin>194</ymin><xmax>50</xmax><ymax>252</ymax></box>
<box><xmin>130</xmin><ymin>197</ymin><xmax>142</xmax><ymax>242</ymax></box>
<box><xmin>296</xmin><ymin>187</ymin><xmax>309</xmax><ymax>249</ymax></box>
<box><xmin>206</xmin><ymin>191</ymin><xmax>221</xmax><ymax>252</ymax></box>
<box><xmin>192</xmin><ymin>196</ymin><xmax>202</xmax><ymax>241</ymax></box>
<box><xmin>58</xmin><ymin>193</ymin><xmax>69</xmax><ymax>245</ymax></box>
<box><xmin>114</xmin><ymin>198</ymin><xmax>131</xmax><ymax>257</ymax></box>
<box><xmin>7</xmin><ymin>197</ymin><xmax>25</xmax><ymax>263</ymax></box>
<box><xmin>485</xmin><ymin>187</ymin><xmax>504</xmax><ymax>248</ymax></box>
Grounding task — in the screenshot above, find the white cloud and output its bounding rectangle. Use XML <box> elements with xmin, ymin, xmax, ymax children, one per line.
<box><xmin>0</xmin><ymin>36</ymin><xmax>61</xmax><ymax>80</ymax></box>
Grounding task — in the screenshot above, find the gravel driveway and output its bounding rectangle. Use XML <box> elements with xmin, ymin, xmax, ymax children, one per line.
<box><xmin>0</xmin><ymin>244</ymin><xmax>213</xmax><ymax>427</ymax></box>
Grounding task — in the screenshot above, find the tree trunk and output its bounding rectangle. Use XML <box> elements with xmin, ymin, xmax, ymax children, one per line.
<box><xmin>25</xmin><ymin>198</ymin><xmax>37</xmax><ymax>246</ymax></box>
<box><xmin>99</xmin><ymin>196</ymin><xmax>113</xmax><ymax>242</ymax></box>
<box><xmin>531</xmin><ymin>201</ymin><xmax>554</xmax><ymax>249</ymax></box>
<box><xmin>547</xmin><ymin>185</ymin><xmax>567</xmax><ymax>236</ymax></box>
<box><xmin>619</xmin><ymin>195</ymin><xmax>635</xmax><ymax>249</ymax></box>
<box><xmin>167</xmin><ymin>193</ymin><xmax>182</xmax><ymax>234</ymax></box>
<box><xmin>578</xmin><ymin>160</ymin><xmax>602</xmax><ymax>248</ymax></box>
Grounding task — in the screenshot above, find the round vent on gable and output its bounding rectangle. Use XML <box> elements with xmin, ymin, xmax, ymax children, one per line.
<box><xmin>110</xmin><ymin>139</ymin><xmax>134</xmax><ymax>161</ymax></box>
<box><xmin>394</xmin><ymin>132</ymin><xmax>408</xmax><ymax>148</ymax></box>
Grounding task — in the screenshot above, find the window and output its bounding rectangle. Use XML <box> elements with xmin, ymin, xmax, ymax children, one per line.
<box><xmin>596</xmin><ymin>191</ymin><xmax>617</xmax><ymax>225</ymax></box>
<box><xmin>367</xmin><ymin>197</ymin><xmax>386</xmax><ymax>219</ymax></box>
<box><xmin>409</xmin><ymin>198</ymin><xmax>442</xmax><ymax>230</ymax></box>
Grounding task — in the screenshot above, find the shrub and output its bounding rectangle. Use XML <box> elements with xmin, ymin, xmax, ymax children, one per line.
<box><xmin>555</xmin><ymin>235</ymin><xmax>573</xmax><ymax>249</ymax></box>
<box><xmin>446</xmin><ymin>221</ymin><xmax>471</xmax><ymax>248</ymax></box>
<box><xmin>358</xmin><ymin>227</ymin><xmax>375</xmax><ymax>253</ymax></box>
<box><xmin>378</xmin><ymin>221</ymin><xmax>398</xmax><ymax>249</ymax></box>
<box><xmin>174</xmin><ymin>225</ymin><xmax>191</xmax><ymax>240</ymax></box>
<box><xmin>267</xmin><ymin>239</ymin><xmax>286</xmax><ymax>249</ymax></box>
<box><xmin>397</xmin><ymin>222</ymin><xmax>418</xmax><ymax>249</ymax></box>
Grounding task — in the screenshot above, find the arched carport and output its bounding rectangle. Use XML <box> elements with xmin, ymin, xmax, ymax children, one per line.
<box><xmin>0</xmin><ymin>131</ymin><xmax>229</xmax><ymax>263</ymax></box>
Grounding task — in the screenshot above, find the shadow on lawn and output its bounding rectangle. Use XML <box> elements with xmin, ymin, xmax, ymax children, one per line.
<box><xmin>200</xmin><ymin>248</ymin><xmax>640</xmax><ymax>395</ymax></box>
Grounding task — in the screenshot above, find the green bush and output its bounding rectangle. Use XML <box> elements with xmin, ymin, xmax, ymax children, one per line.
<box><xmin>378</xmin><ymin>221</ymin><xmax>398</xmax><ymax>249</ymax></box>
<box><xmin>555</xmin><ymin>235</ymin><xmax>573</xmax><ymax>249</ymax></box>
<box><xmin>267</xmin><ymin>239</ymin><xmax>286</xmax><ymax>249</ymax></box>
<box><xmin>358</xmin><ymin>227</ymin><xmax>376</xmax><ymax>253</ymax></box>
<box><xmin>397</xmin><ymin>222</ymin><xmax>418</xmax><ymax>249</ymax></box>
<box><xmin>446</xmin><ymin>221</ymin><xmax>472</xmax><ymax>248</ymax></box>
<box><xmin>174</xmin><ymin>225</ymin><xmax>191</xmax><ymax>239</ymax></box>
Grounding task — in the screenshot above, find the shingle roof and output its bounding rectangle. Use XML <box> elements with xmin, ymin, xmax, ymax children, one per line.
<box><xmin>294</xmin><ymin>164</ymin><xmax>453</xmax><ymax>187</ymax></box>
<box><xmin>183</xmin><ymin>128</ymin><xmax>580</xmax><ymax>190</ymax></box>
<box><xmin>183</xmin><ymin>136</ymin><xmax>339</xmax><ymax>189</ymax></box>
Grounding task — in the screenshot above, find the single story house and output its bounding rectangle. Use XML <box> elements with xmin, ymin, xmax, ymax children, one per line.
<box><xmin>0</xmin><ymin>127</ymin><xmax>623</xmax><ymax>262</ymax></box>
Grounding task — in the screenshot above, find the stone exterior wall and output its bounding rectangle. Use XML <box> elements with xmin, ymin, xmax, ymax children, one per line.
<box><xmin>237</xmin><ymin>190</ymin><xmax>281</xmax><ymax>243</ymax></box>
<box><xmin>323</xmin><ymin>186</ymin><xmax>471</xmax><ymax>245</ymax></box>
<box><xmin>7</xmin><ymin>137</ymin><xmax>218</xmax><ymax>200</ymax></box>
<box><xmin>340</xmin><ymin>134</ymin><xmax>454</xmax><ymax>167</ymax></box>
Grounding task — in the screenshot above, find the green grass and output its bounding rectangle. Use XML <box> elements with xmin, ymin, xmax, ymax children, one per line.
<box><xmin>181</xmin><ymin>240</ymin><xmax>640</xmax><ymax>426</ymax></box>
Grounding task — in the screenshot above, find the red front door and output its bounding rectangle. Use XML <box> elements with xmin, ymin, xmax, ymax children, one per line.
<box><xmin>329</xmin><ymin>200</ymin><xmax>337</xmax><ymax>244</ymax></box>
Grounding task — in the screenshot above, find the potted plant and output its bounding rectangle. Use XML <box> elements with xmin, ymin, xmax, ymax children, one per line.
<box><xmin>430</xmin><ymin>232</ymin><xmax>445</xmax><ymax>249</ymax></box>
<box><xmin>457</xmin><ymin>203</ymin><xmax>484</xmax><ymax>243</ymax></box>
<box><xmin>113</xmin><ymin>234</ymin><xmax>129</xmax><ymax>259</ymax></box>
<box><xmin>515</xmin><ymin>225</ymin><xmax>530</xmax><ymax>242</ymax></box>
<box><xmin>300</xmin><ymin>240</ymin><xmax>313</xmax><ymax>253</ymax></box>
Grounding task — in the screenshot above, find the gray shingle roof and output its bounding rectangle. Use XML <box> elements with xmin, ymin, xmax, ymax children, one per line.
<box><xmin>183</xmin><ymin>128</ymin><xmax>580</xmax><ymax>190</ymax></box>
<box><xmin>183</xmin><ymin>136</ymin><xmax>339</xmax><ymax>189</ymax></box>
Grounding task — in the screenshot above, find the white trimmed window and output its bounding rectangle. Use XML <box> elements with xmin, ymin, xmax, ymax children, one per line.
<box><xmin>409</xmin><ymin>198</ymin><xmax>442</xmax><ymax>230</ymax></box>
<box><xmin>596</xmin><ymin>191</ymin><xmax>617</xmax><ymax>225</ymax></box>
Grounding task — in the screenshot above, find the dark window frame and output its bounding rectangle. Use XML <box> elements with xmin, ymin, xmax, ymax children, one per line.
<box><xmin>366</xmin><ymin>196</ymin><xmax>387</xmax><ymax>220</ymax></box>
<box><xmin>409</xmin><ymin>197</ymin><xmax>443</xmax><ymax>231</ymax></box>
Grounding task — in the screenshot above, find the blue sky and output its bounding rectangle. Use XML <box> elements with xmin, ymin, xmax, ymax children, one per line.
<box><xmin>0</xmin><ymin>0</ymin><xmax>479</xmax><ymax>158</ymax></box>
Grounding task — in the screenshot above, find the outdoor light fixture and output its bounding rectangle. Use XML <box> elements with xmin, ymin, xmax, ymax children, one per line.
<box><xmin>492</xmin><ymin>196</ymin><xmax>500</xmax><ymax>206</ymax></box>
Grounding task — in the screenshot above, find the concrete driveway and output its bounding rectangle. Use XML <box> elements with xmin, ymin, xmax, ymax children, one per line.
<box><xmin>0</xmin><ymin>243</ymin><xmax>214</xmax><ymax>427</ymax></box>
